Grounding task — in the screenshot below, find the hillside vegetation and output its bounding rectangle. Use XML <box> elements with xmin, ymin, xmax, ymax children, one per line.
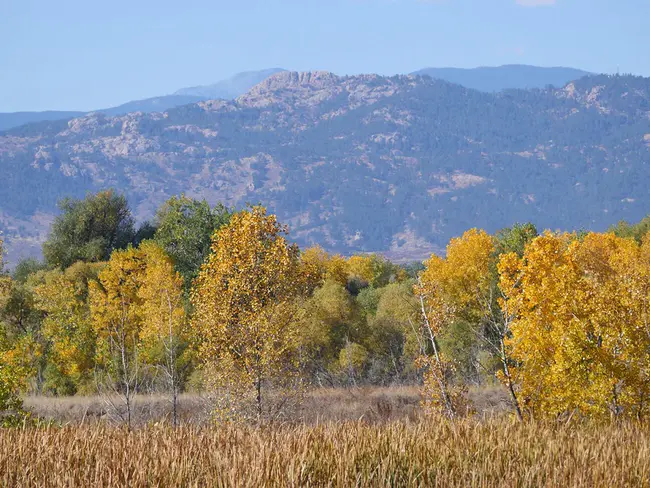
<box><xmin>1</xmin><ymin>72</ymin><xmax>650</xmax><ymax>263</ymax></box>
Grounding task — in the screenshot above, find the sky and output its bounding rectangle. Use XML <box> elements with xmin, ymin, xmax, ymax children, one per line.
<box><xmin>1</xmin><ymin>0</ymin><xmax>649</xmax><ymax>112</ymax></box>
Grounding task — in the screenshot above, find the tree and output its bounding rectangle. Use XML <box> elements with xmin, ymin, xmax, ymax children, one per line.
<box><xmin>419</xmin><ymin>228</ymin><xmax>535</xmax><ymax>420</ymax></box>
<box><xmin>609</xmin><ymin>215</ymin><xmax>650</xmax><ymax>244</ymax></box>
<box><xmin>12</xmin><ymin>258</ymin><xmax>47</xmax><ymax>284</ymax></box>
<box><xmin>413</xmin><ymin>274</ymin><xmax>465</xmax><ymax>419</ymax></box>
<box><xmin>191</xmin><ymin>206</ymin><xmax>305</xmax><ymax>422</ymax></box>
<box><xmin>138</xmin><ymin>242</ymin><xmax>188</xmax><ymax>428</ymax></box>
<box><xmin>501</xmin><ymin>231</ymin><xmax>650</xmax><ymax>419</ymax></box>
<box><xmin>153</xmin><ymin>195</ymin><xmax>231</xmax><ymax>289</ymax></box>
<box><xmin>297</xmin><ymin>279</ymin><xmax>360</xmax><ymax>385</ymax></box>
<box><xmin>0</xmin><ymin>237</ymin><xmax>25</xmax><ymax>424</ymax></box>
<box><xmin>43</xmin><ymin>190</ymin><xmax>136</xmax><ymax>269</ymax></box>
<box><xmin>33</xmin><ymin>262</ymin><xmax>103</xmax><ymax>394</ymax></box>
<box><xmin>0</xmin><ymin>273</ymin><xmax>45</xmax><ymax>393</ymax></box>
<box><xmin>89</xmin><ymin>247</ymin><xmax>146</xmax><ymax>427</ymax></box>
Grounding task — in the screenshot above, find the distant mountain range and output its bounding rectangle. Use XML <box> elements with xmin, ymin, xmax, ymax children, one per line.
<box><xmin>412</xmin><ymin>65</ymin><xmax>592</xmax><ymax>92</ymax></box>
<box><xmin>1</xmin><ymin>70</ymin><xmax>649</xmax><ymax>265</ymax></box>
<box><xmin>0</xmin><ymin>65</ymin><xmax>593</xmax><ymax>132</ymax></box>
<box><xmin>0</xmin><ymin>69</ymin><xmax>286</xmax><ymax>132</ymax></box>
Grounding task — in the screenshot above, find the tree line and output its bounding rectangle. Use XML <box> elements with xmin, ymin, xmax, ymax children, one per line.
<box><xmin>1</xmin><ymin>189</ymin><xmax>649</xmax><ymax>425</ymax></box>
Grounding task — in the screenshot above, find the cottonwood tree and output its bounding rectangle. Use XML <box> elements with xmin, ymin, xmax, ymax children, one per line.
<box><xmin>419</xmin><ymin>228</ymin><xmax>535</xmax><ymax>420</ymax></box>
<box><xmin>90</xmin><ymin>247</ymin><xmax>147</xmax><ymax>427</ymax></box>
<box><xmin>191</xmin><ymin>206</ymin><xmax>305</xmax><ymax>422</ymax></box>
<box><xmin>33</xmin><ymin>263</ymin><xmax>102</xmax><ymax>394</ymax></box>
<box><xmin>138</xmin><ymin>242</ymin><xmax>188</xmax><ymax>428</ymax></box>
<box><xmin>501</xmin><ymin>231</ymin><xmax>650</xmax><ymax>419</ymax></box>
<box><xmin>413</xmin><ymin>273</ymin><xmax>464</xmax><ymax>419</ymax></box>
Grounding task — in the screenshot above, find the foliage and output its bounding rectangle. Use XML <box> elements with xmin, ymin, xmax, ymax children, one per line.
<box><xmin>191</xmin><ymin>206</ymin><xmax>305</xmax><ymax>421</ymax></box>
<box><xmin>153</xmin><ymin>195</ymin><xmax>232</xmax><ymax>289</ymax></box>
<box><xmin>43</xmin><ymin>190</ymin><xmax>136</xmax><ymax>269</ymax></box>
<box><xmin>33</xmin><ymin>262</ymin><xmax>103</xmax><ymax>394</ymax></box>
<box><xmin>138</xmin><ymin>241</ymin><xmax>189</xmax><ymax>427</ymax></box>
<box><xmin>609</xmin><ymin>216</ymin><xmax>650</xmax><ymax>244</ymax></box>
<box><xmin>501</xmin><ymin>231</ymin><xmax>650</xmax><ymax>419</ymax></box>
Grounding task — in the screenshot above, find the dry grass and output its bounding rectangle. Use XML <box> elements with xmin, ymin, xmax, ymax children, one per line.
<box><xmin>1</xmin><ymin>419</ymin><xmax>648</xmax><ymax>487</ymax></box>
<box><xmin>23</xmin><ymin>385</ymin><xmax>510</xmax><ymax>426</ymax></box>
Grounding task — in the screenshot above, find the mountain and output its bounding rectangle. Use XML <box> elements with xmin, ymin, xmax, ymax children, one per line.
<box><xmin>0</xmin><ymin>69</ymin><xmax>285</xmax><ymax>133</ymax></box>
<box><xmin>0</xmin><ymin>111</ymin><xmax>85</xmax><ymax>132</ymax></box>
<box><xmin>1</xmin><ymin>71</ymin><xmax>649</xmax><ymax>265</ymax></box>
<box><xmin>174</xmin><ymin>68</ymin><xmax>286</xmax><ymax>99</ymax></box>
<box><xmin>412</xmin><ymin>65</ymin><xmax>592</xmax><ymax>92</ymax></box>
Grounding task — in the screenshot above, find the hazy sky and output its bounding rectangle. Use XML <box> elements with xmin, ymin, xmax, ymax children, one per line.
<box><xmin>1</xmin><ymin>0</ymin><xmax>648</xmax><ymax>112</ymax></box>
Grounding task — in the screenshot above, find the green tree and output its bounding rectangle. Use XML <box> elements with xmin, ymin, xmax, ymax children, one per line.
<box><xmin>609</xmin><ymin>215</ymin><xmax>650</xmax><ymax>244</ymax></box>
<box><xmin>12</xmin><ymin>258</ymin><xmax>47</xmax><ymax>284</ymax></box>
<box><xmin>43</xmin><ymin>190</ymin><xmax>136</xmax><ymax>269</ymax></box>
<box><xmin>154</xmin><ymin>195</ymin><xmax>231</xmax><ymax>289</ymax></box>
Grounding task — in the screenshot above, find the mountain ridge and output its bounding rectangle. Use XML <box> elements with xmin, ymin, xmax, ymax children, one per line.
<box><xmin>1</xmin><ymin>65</ymin><xmax>596</xmax><ymax>132</ymax></box>
<box><xmin>1</xmin><ymin>70</ymin><xmax>649</xmax><ymax>265</ymax></box>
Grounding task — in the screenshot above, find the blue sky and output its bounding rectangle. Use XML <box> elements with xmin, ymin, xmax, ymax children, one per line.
<box><xmin>1</xmin><ymin>0</ymin><xmax>648</xmax><ymax>112</ymax></box>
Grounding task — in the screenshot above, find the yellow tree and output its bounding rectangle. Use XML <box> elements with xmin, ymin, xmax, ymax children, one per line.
<box><xmin>89</xmin><ymin>247</ymin><xmax>147</xmax><ymax>426</ymax></box>
<box><xmin>501</xmin><ymin>231</ymin><xmax>650</xmax><ymax>419</ymax></box>
<box><xmin>420</xmin><ymin>228</ymin><xmax>530</xmax><ymax>419</ymax></box>
<box><xmin>0</xmin><ymin>236</ymin><xmax>25</xmax><ymax>422</ymax></box>
<box><xmin>191</xmin><ymin>206</ymin><xmax>304</xmax><ymax>422</ymax></box>
<box><xmin>413</xmin><ymin>271</ymin><xmax>462</xmax><ymax>419</ymax></box>
<box><xmin>138</xmin><ymin>241</ymin><xmax>188</xmax><ymax>427</ymax></box>
<box><xmin>418</xmin><ymin>229</ymin><xmax>498</xmax><ymax>418</ymax></box>
<box><xmin>33</xmin><ymin>262</ymin><xmax>103</xmax><ymax>394</ymax></box>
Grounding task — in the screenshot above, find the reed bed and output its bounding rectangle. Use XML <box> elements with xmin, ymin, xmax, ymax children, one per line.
<box><xmin>1</xmin><ymin>419</ymin><xmax>648</xmax><ymax>487</ymax></box>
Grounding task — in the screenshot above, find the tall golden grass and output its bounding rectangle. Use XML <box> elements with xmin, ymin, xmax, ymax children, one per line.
<box><xmin>1</xmin><ymin>419</ymin><xmax>648</xmax><ymax>487</ymax></box>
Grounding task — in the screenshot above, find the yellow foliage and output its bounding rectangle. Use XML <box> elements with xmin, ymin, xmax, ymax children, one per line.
<box><xmin>137</xmin><ymin>241</ymin><xmax>187</xmax><ymax>364</ymax></box>
<box><xmin>33</xmin><ymin>263</ymin><xmax>103</xmax><ymax>383</ymax></box>
<box><xmin>191</xmin><ymin>206</ymin><xmax>305</xmax><ymax>421</ymax></box>
<box><xmin>420</xmin><ymin>228</ymin><xmax>495</xmax><ymax>323</ymax></box>
<box><xmin>502</xmin><ymin>231</ymin><xmax>650</xmax><ymax>419</ymax></box>
<box><xmin>347</xmin><ymin>255</ymin><xmax>376</xmax><ymax>284</ymax></box>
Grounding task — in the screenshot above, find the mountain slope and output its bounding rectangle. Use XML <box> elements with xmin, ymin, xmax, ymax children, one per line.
<box><xmin>1</xmin><ymin>71</ymin><xmax>649</xmax><ymax>264</ymax></box>
<box><xmin>412</xmin><ymin>64</ymin><xmax>592</xmax><ymax>92</ymax></box>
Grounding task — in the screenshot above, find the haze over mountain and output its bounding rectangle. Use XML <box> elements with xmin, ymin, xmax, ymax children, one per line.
<box><xmin>0</xmin><ymin>65</ymin><xmax>594</xmax><ymax>132</ymax></box>
<box><xmin>174</xmin><ymin>68</ymin><xmax>287</xmax><ymax>99</ymax></box>
<box><xmin>1</xmin><ymin>70</ymin><xmax>649</xmax><ymax>265</ymax></box>
<box><xmin>412</xmin><ymin>65</ymin><xmax>592</xmax><ymax>92</ymax></box>
<box><xmin>0</xmin><ymin>69</ymin><xmax>286</xmax><ymax>132</ymax></box>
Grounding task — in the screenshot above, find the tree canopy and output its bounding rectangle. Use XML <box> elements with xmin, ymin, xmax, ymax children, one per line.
<box><xmin>43</xmin><ymin>190</ymin><xmax>136</xmax><ymax>269</ymax></box>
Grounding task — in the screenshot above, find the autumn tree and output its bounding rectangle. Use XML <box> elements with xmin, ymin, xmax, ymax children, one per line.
<box><xmin>191</xmin><ymin>206</ymin><xmax>305</xmax><ymax>422</ymax></box>
<box><xmin>89</xmin><ymin>246</ymin><xmax>147</xmax><ymax>426</ymax></box>
<box><xmin>153</xmin><ymin>195</ymin><xmax>231</xmax><ymax>289</ymax></box>
<box><xmin>0</xmin><ymin>237</ymin><xmax>24</xmax><ymax>423</ymax></box>
<box><xmin>419</xmin><ymin>227</ymin><xmax>538</xmax><ymax>420</ymax></box>
<box><xmin>33</xmin><ymin>262</ymin><xmax>103</xmax><ymax>394</ymax></box>
<box><xmin>43</xmin><ymin>190</ymin><xmax>136</xmax><ymax>269</ymax></box>
<box><xmin>138</xmin><ymin>242</ymin><xmax>188</xmax><ymax>427</ymax></box>
<box><xmin>297</xmin><ymin>279</ymin><xmax>360</xmax><ymax>385</ymax></box>
<box><xmin>501</xmin><ymin>231</ymin><xmax>650</xmax><ymax>420</ymax></box>
<box><xmin>413</xmin><ymin>273</ymin><xmax>464</xmax><ymax>419</ymax></box>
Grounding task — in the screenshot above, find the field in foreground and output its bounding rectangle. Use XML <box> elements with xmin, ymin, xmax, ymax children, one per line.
<box><xmin>1</xmin><ymin>420</ymin><xmax>649</xmax><ymax>487</ymax></box>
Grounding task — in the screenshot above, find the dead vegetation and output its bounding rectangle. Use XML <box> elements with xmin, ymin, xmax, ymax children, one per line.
<box><xmin>22</xmin><ymin>386</ymin><xmax>510</xmax><ymax>426</ymax></box>
<box><xmin>1</xmin><ymin>418</ymin><xmax>648</xmax><ymax>487</ymax></box>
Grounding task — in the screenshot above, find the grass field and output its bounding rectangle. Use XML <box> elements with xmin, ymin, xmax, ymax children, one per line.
<box><xmin>1</xmin><ymin>419</ymin><xmax>648</xmax><ymax>487</ymax></box>
<box><xmin>22</xmin><ymin>386</ymin><xmax>510</xmax><ymax>425</ymax></box>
